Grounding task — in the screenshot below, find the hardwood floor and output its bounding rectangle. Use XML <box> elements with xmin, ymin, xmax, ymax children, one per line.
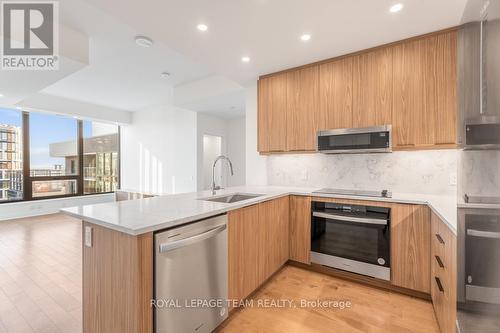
<box><xmin>0</xmin><ymin>214</ymin><xmax>82</xmax><ymax>333</ymax></box>
<box><xmin>0</xmin><ymin>213</ymin><xmax>439</xmax><ymax>333</ymax></box>
<box><xmin>219</xmin><ymin>265</ymin><xmax>439</xmax><ymax>333</ymax></box>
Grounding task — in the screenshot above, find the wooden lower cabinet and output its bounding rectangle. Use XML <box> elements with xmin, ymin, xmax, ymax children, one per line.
<box><xmin>259</xmin><ymin>196</ymin><xmax>290</xmax><ymax>282</ymax></box>
<box><xmin>289</xmin><ymin>195</ymin><xmax>311</xmax><ymax>264</ymax></box>
<box><xmin>431</xmin><ymin>212</ymin><xmax>457</xmax><ymax>333</ymax></box>
<box><xmin>228</xmin><ymin>204</ymin><xmax>261</xmax><ymax>302</ymax></box>
<box><xmin>228</xmin><ymin>197</ymin><xmax>290</xmax><ymax>302</ymax></box>
<box><xmin>82</xmin><ymin>222</ymin><xmax>153</xmax><ymax>333</ymax></box>
<box><xmin>391</xmin><ymin>204</ymin><xmax>431</xmax><ymax>293</ymax></box>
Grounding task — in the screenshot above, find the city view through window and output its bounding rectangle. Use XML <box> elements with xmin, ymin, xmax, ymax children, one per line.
<box><xmin>0</xmin><ymin>110</ymin><xmax>22</xmax><ymax>202</ymax></box>
<box><xmin>0</xmin><ymin>109</ymin><xmax>119</xmax><ymax>202</ymax></box>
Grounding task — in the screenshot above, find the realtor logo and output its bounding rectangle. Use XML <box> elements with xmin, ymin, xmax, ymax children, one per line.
<box><xmin>1</xmin><ymin>1</ymin><xmax>59</xmax><ymax>70</ymax></box>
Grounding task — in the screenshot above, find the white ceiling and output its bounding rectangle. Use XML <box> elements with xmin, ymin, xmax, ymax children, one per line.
<box><xmin>41</xmin><ymin>0</ymin><xmax>213</xmax><ymax>112</ymax></box>
<box><xmin>0</xmin><ymin>25</ymin><xmax>89</xmax><ymax>107</ymax></box>
<box><xmin>173</xmin><ymin>75</ymin><xmax>245</xmax><ymax>118</ymax></box>
<box><xmin>178</xmin><ymin>90</ymin><xmax>246</xmax><ymax>119</ymax></box>
<box><xmin>84</xmin><ymin>0</ymin><xmax>468</xmax><ymax>85</ymax></box>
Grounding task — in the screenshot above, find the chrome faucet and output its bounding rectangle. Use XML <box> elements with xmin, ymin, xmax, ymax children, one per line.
<box><xmin>211</xmin><ymin>155</ymin><xmax>234</xmax><ymax>195</ymax></box>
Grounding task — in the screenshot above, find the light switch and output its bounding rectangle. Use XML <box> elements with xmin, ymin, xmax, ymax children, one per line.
<box><xmin>84</xmin><ymin>226</ymin><xmax>92</xmax><ymax>247</ymax></box>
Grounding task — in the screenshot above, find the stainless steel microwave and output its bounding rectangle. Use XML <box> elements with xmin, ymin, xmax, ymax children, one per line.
<box><xmin>464</xmin><ymin>117</ymin><xmax>500</xmax><ymax>150</ymax></box>
<box><xmin>316</xmin><ymin>125</ymin><xmax>392</xmax><ymax>154</ymax></box>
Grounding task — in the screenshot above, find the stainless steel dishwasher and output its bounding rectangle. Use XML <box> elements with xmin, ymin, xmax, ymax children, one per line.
<box><xmin>154</xmin><ymin>214</ymin><xmax>228</xmax><ymax>333</ymax></box>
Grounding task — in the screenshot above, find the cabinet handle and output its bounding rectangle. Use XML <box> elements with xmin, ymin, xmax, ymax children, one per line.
<box><xmin>467</xmin><ymin>229</ymin><xmax>500</xmax><ymax>239</ymax></box>
<box><xmin>435</xmin><ymin>255</ymin><xmax>444</xmax><ymax>268</ymax></box>
<box><xmin>435</xmin><ymin>277</ymin><xmax>444</xmax><ymax>292</ymax></box>
<box><xmin>435</xmin><ymin>233</ymin><xmax>445</xmax><ymax>244</ymax></box>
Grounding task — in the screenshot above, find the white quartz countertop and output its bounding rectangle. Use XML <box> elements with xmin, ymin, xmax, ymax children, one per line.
<box><xmin>61</xmin><ymin>186</ymin><xmax>457</xmax><ymax>235</ymax></box>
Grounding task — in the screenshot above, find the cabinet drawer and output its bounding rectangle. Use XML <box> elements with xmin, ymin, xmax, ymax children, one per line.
<box><xmin>430</xmin><ymin>212</ymin><xmax>457</xmax><ymax>333</ymax></box>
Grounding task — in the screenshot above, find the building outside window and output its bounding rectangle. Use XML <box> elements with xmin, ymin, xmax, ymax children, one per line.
<box><xmin>49</xmin><ymin>120</ymin><xmax>119</xmax><ymax>195</ymax></box>
<box><xmin>0</xmin><ymin>110</ymin><xmax>23</xmax><ymax>202</ymax></box>
<box><xmin>83</xmin><ymin>121</ymin><xmax>119</xmax><ymax>194</ymax></box>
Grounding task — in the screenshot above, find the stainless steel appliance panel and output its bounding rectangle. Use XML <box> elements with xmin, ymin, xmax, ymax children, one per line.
<box><xmin>311</xmin><ymin>201</ymin><xmax>391</xmax><ymax>280</ymax></box>
<box><xmin>155</xmin><ymin>215</ymin><xmax>228</xmax><ymax>333</ymax></box>
<box><xmin>458</xmin><ymin>207</ymin><xmax>500</xmax><ymax>305</ymax></box>
<box><xmin>312</xmin><ymin>188</ymin><xmax>392</xmax><ymax>198</ymax></box>
<box><xmin>316</xmin><ymin>125</ymin><xmax>392</xmax><ymax>154</ymax></box>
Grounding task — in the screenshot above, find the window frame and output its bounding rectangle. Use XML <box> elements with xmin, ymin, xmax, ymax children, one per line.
<box><xmin>0</xmin><ymin>111</ymin><xmax>120</xmax><ymax>203</ymax></box>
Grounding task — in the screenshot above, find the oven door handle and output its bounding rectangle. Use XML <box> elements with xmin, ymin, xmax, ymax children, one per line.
<box><xmin>467</xmin><ymin>229</ymin><xmax>500</xmax><ymax>239</ymax></box>
<box><xmin>312</xmin><ymin>212</ymin><xmax>388</xmax><ymax>225</ymax></box>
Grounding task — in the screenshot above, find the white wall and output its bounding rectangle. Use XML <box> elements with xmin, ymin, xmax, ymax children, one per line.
<box><xmin>196</xmin><ymin>113</ymin><xmax>246</xmax><ymax>190</ymax></box>
<box><xmin>172</xmin><ymin>109</ymin><xmax>198</xmax><ymax>193</ymax></box>
<box><xmin>245</xmin><ymin>83</ymin><xmax>267</xmax><ymax>185</ymax></box>
<box><xmin>197</xmin><ymin>113</ymin><xmax>228</xmax><ymax>190</ymax></box>
<box><xmin>227</xmin><ymin>116</ymin><xmax>246</xmax><ymax>187</ymax></box>
<box><xmin>202</xmin><ymin>135</ymin><xmax>222</xmax><ymax>190</ymax></box>
<box><xmin>120</xmin><ymin>103</ymin><xmax>197</xmax><ymax>195</ymax></box>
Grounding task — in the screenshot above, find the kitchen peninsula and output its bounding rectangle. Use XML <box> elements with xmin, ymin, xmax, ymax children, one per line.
<box><xmin>62</xmin><ymin>185</ymin><xmax>457</xmax><ymax>333</ymax></box>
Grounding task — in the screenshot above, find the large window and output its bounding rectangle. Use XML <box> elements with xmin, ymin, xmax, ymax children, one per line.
<box><xmin>30</xmin><ymin>113</ymin><xmax>79</xmax><ymax>197</ymax></box>
<box><xmin>0</xmin><ymin>109</ymin><xmax>120</xmax><ymax>202</ymax></box>
<box><xmin>0</xmin><ymin>109</ymin><xmax>23</xmax><ymax>202</ymax></box>
<box><xmin>83</xmin><ymin>121</ymin><xmax>119</xmax><ymax>194</ymax></box>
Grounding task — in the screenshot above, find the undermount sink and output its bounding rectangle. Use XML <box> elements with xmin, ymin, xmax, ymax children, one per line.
<box><xmin>199</xmin><ymin>193</ymin><xmax>263</xmax><ymax>203</ymax></box>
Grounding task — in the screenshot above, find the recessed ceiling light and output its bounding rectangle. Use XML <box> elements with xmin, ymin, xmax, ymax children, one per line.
<box><xmin>0</xmin><ymin>93</ymin><xmax>4</xmax><ymax>98</ymax></box>
<box><xmin>197</xmin><ymin>24</ymin><xmax>208</xmax><ymax>31</ymax></box>
<box><xmin>135</xmin><ymin>35</ymin><xmax>153</xmax><ymax>48</ymax></box>
<box><xmin>389</xmin><ymin>3</ymin><xmax>404</xmax><ymax>13</ymax></box>
<box><xmin>241</xmin><ymin>56</ymin><xmax>250</xmax><ymax>63</ymax></box>
<box><xmin>160</xmin><ymin>72</ymin><xmax>171</xmax><ymax>78</ymax></box>
<box><xmin>300</xmin><ymin>34</ymin><xmax>311</xmax><ymax>41</ymax></box>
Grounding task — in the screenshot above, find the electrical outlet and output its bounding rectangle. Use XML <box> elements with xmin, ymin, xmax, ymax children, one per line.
<box><xmin>449</xmin><ymin>173</ymin><xmax>457</xmax><ymax>186</ymax></box>
<box><xmin>84</xmin><ymin>226</ymin><xmax>92</xmax><ymax>247</ymax></box>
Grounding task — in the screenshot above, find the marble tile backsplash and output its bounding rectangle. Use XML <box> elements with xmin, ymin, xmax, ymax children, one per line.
<box><xmin>459</xmin><ymin>150</ymin><xmax>500</xmax><ymax>197</ymax></box>
<box><xmin>267</xmin><ymin>150</ymin><xmax>458</xmax><ymax>196</ymax></box>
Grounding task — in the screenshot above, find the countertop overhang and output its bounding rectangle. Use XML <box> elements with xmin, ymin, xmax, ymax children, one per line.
<box><xmin>61</xmin><ymin>186</ymin><xmax>457</xmax><ymax>236</ymax></box>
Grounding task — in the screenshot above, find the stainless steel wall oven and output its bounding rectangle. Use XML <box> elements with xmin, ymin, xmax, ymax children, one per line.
<box><xmin>310</xmin><ymin>201</ymin><xmax>391</xmax><ymax>280</ymax></box>
<box><xmin>458</xmin><ymin>207</ymin><xmax>500</xmax><ymax>310</ymax></box>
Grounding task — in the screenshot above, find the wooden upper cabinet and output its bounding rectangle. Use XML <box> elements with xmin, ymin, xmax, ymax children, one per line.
<box><xmin>319</xmin><ymin>58</ymin><xmax>353</xmax><ymax>130</ymax></box>
<box><xmin>258</xmin><ymin>28</ymin><xmax>457</xmax><ymax>153</ymax></box>
<box><xmin>393</xmin><ymin>31</ymin><xmax>457</xmax><ymax>148</ymax></box>
<box><xmin>393</xmin><ymin>38</ymin><xmax>428</xmax><ymax>147</ymax></box>
<box><xmin>258</xmin><ymin>73</ymin><xmax>288</xmax><ymax>152</ymax></box>
<box><xmin>352</xmin><ymin>48</ymin><xmax>393</xmax><ymax>128</ymax></box>
<box><xmin>286</xmin><ymin>66</ymin><xmax>320</xmax><ymax>151</ymax></box>
<box><xmin>431</xmin><ymin>31</ymin><xmax>457</xmax><ymax>145</ymax></box>
<box><xmin>257</xmin><ymin>78</ymin><xmax>269</xmax><ymax>152</ymax></box>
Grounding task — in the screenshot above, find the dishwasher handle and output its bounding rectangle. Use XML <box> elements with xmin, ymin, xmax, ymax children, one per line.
<box><xmin>158</xmin><ymin>224</ymin><xmax>226</xmax><ymax>253</ymax></box>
